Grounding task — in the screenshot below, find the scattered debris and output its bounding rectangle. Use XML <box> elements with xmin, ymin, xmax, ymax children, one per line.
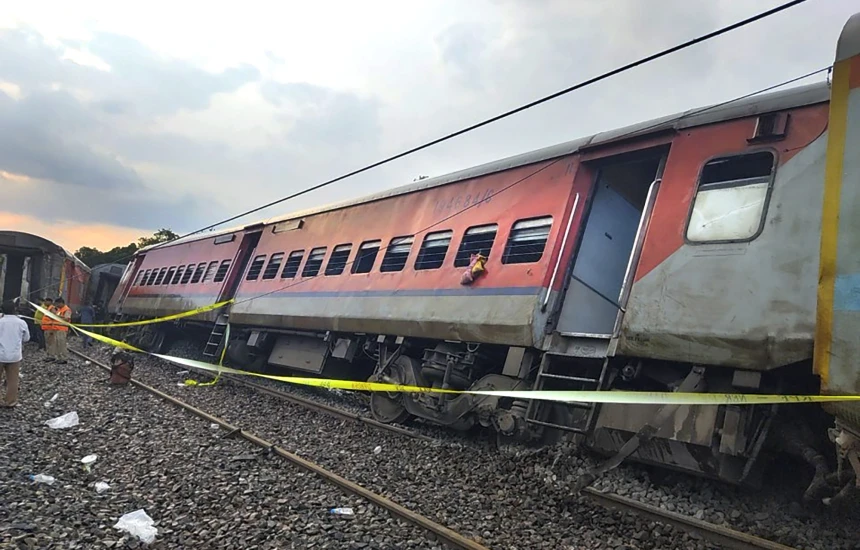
<box><xmin>43</xmin><ymin>393</ymin><xmax>58</xmax><ymax>408</ymax></box>
<box><xmin>114</xmin><ymin>509</ymin><xmax>157</xmax><ymax>544</ymax></box>
<box><xmin>81</xmin><ymin>454</ymin><xmax>98</xmax><ymax>472</ymax></box>
<box><xmin>28</xmin><ymin>474</ymin><xmax>55</xmax><ymax>485</ymax></box>
<box><xmin>45</xmin><ymin>411</ymin><xmax>79</xmax><ymax>429</ymax></box>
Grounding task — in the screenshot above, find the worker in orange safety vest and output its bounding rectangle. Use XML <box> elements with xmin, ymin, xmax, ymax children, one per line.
<box><xmin>43</xmin><ymin>297</ymin><xmax>72</xmax><ymax>364</ymax></box>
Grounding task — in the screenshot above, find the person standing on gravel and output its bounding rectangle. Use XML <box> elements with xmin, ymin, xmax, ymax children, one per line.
<box><xmin>32</xmin><ymin>297</ymin><xmax>49</xmax><ymax>350</ymax></box>
<box><xmin>0</xmin><ymin>301</ymin><xmax>31</xmax><ymax>408</ymax></box>
<box><xmin>42</xmin><ymin>298</ymin><xmax>58</xmax><ymax>362</ymax></box>
<box><xmin>79</xmin><ymin>303</ymin><xmax>95</xmax><ymax>348</ymax></box>
<box><xmin>50</xmin><ymin>297</ymin><xmax>72</xmax><ymax>364</ymax></box>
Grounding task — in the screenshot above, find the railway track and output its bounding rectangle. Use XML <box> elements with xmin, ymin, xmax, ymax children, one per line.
<box><xmin>73</xmin><ymin>348</ymin><xmax>799</xmax><ymax>550</ymax></box>
<box><xmin>70</xmin><ymin>349</ymin><xmax>487</xmax><ymax>550</ymax></box>
<box><xmin>213</xmin><ymin>370</ymin><xmax>437</xmax><ymax>443</ymax></box>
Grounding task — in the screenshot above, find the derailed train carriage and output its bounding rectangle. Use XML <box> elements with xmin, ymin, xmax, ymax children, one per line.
<box><xmin>107</xmin><ymin>13</ymin><xmax>860</xmax><ymax>503</ymax></box>
<box><xmin>0</xmin><ymin>231</ymin><xmax>90</xmax><ymax>313</ymax></box>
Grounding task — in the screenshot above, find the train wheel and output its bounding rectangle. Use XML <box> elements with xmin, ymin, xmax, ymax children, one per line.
<box><xmin>368</xmin><ymin>358</ymin><xmax>411</xmax><ymax>425</ymax></box>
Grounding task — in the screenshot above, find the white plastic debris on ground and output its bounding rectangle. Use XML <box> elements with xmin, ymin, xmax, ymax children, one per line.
<box><xmin>81</xmin><ymin>454</ymin><xmax>98</xmax><ymax>471</ymax></box>
<box><xmin>44</xmin><ymin>393</ymin><xmax>58</xmax><ymax>408</ymax></box>
<box><xmin>30</xmin><ymin>474</ymin><xmax>55</xmax><ymax>484</ymax></box>
<box><xmin>114</xmin><ymin>509</ymin><xmax>157</xmax><ymax>544</ymax></box>
<box><xmin>94</xmin><ymin>481</ymin><xmax>111</xmax><ymax>494</ymax></box>
<box><xmin>45</xmin><ymin>411</ymin><xmax>79</xmax><ymax>429</ymax></box>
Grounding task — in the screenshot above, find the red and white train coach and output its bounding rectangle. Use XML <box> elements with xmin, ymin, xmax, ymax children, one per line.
<box><xmin>108</xmin><ymin>13</ymin><xmax>860</xmax><ymax>502</ymax></box>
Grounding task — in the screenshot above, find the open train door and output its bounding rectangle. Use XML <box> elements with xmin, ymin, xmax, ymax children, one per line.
<box><xmin>553</xmin><ymin>147</ymin><xmax>667</xmax><ymax>339</ymax></box>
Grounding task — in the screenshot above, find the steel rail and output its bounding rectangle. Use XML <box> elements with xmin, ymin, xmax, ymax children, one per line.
<box><xmin>71</xmin><ymin>349</ymin><xmax>488</xmax><ymax>550</ymax></box>
<box><xmin>583</xmin><ymin>488</ymin><xmax>799</xmax><ymax>550</ymax></box>
<box><xmin>74</xmin><ymin>348</ymin><xmax>801</xmax><ymax>550</ymax></box>
<box><xmin>218</xmin><ymin>373</ymin><xmax>435</xmax><ymax>442</ymax></box>
<box><xmin>146</xmin><ymin>356</ymin><xmax>437</xmax><ymax>443</ymax></box>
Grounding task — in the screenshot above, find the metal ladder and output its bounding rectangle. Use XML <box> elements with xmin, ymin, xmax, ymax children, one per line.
<box><xmin>526</xmin><ymin>355</ymin><xmax>610</xmax><ymax>435</ymax></box>
<box><xmin>203</xmin><ymin>313</ymin><xmax>230</xmax><ymax>358</ymax></box>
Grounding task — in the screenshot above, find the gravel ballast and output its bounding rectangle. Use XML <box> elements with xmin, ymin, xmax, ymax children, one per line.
<box><xmin>0</xmin><ymin>345</ymin><xmax>439</xmax><ymax>549</ymax></box>
<box><xmin>113</xmin><ymin>339</ymin><xmax>860</xmax><ymax>550</ymax></box>
<box><xmin>22</xmin><ymin>338</ymin><xmax>856</xmax><ymax>550</ymax></box>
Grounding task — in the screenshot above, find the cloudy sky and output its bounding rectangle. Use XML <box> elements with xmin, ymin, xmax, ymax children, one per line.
<box><xmin>0</xmin><ymin>0</ymin><xmax>855</xmax><ymax>252</ymax></box>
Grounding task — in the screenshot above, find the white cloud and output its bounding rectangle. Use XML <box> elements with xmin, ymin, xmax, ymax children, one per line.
<box><xmin>0</xmin><ymin>0</ymin><xmax>857</xmax><ymax>248</ymax></box>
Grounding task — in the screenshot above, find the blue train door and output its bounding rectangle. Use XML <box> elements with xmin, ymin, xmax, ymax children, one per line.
<box><xmin>554</xmin><ymin>152</ymin><xmax>665</xmax><ymax>337</ymax></box>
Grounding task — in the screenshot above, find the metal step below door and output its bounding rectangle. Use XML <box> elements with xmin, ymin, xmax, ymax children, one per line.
<box><xmin>203</xmin><ymin>313</ymin><xmax>230</xmax><ymax>358</ymax></box>
<box><xmin>526</xmin><ymin>355</ymin><xmax>609</xmax><ymax>435</ymax></box>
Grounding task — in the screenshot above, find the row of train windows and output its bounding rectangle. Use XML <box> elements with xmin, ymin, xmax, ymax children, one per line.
<box><xmin>133</xmin><ymin>259</ymin><xmax>232</xmax><ymax>287</ymax></box>
<box><xmin>245</xmin><ymin>215</ymin><xmax>553</xmax><ymax>281</ymax></box>
<box><xmin>131</xmin><ymin>215</ymin><xmax>553</xmax><ymax>288</ymax></box>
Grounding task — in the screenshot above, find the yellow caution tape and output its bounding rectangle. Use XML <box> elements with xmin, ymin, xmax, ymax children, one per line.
<box><xmin>76</xmin><ymin>300</ymin><xmax>234</xmax><ymax>328</ymax></box>
<box><xmin>29</xmin><ymin>302</ymin><xmax>860</xmax><ymax>406</ymax></box>
<box><xmin>184</xmin><ymin>323</ymin><xmax>229</xmax><ymax>387</ymax></box>
<box><xmin>23</xmin><ymin>299</ymin><xmax>232</xmax><ymax>328</ymax></box>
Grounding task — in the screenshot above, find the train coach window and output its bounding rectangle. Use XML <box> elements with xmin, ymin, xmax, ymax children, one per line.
<box><xmin>214</xmin><ymin>259</ymin><xmax>232</xmax><ymax>282</ymax></box>
<box><xmin>140</xmin><ymin>270</ymin><xmax>152</xmax><ymax>286</ymax></box>
<box><xmin>302</xmin><ymin>247</ymin><xmax>327</xmax><ymax>277</ymax></box>
<box><xmin>415</xmin><ymin>230</ymin><xmax>453</xmax><ymax>270</ymax></box>
<box><xmin>172</xmin><ymin>266</ymin><xmax>186</xmax><ymax>285</ymax></box>
<box><xmin>502</xmin><ymin>216</ymin><xmax>553</xmax><ymax>264</ymax></box>
<box><xmin>454</xmin><ymin>224</ymin><xmax>498</xmax><ymax>267</ymax></box>
<box><xmin>262</xmin><ymin>254</ymin><xmax>283</xmax><ymax>280</ymax></box>
<box><xmin>281</xmin><ymin>250</ymin><xmax>304</xmax><ymax>279</ymax></box>
<box><xmin>686</xmin><ymin>151</ymin><xmax>775</xmax><ymax>243</ymax></box>
<box><xmin>202</xmin><ymin>261</ymin><xmax>220</xmax><ymax>283</ymax></box>
<box><xmin>246</xmin><ymin>255</ymin><xmax>266</xmax><ymax>281</ymax></box>
<box><xmin>163</xmin><ymin>267</ymin><xmax>177</xmax><ymax>285</ymax></box>
<box><xmin>190</xmin><ymin>263</ymin><xmax>207</xmax><ymax>284</ymax></box>
<box><xmin>153</xmin><ymin>267</ymin><xmax>168</xmax><ymax>285</ymax></box>
<box><xmin>145</xmin><ymin>269</ymin><xmax>157</xmax><ymax>285</ymax></box>
<box><xmin>134</xmin><ymin>270</ymin><xmax>146</xmax><ymax>286</ymax></box>
<box><xmin>352</xmin><ymin>240</ymin><xmax>381</xmax><ymax>274</ymax></box>
<box><xmin>325</xmin><ymin>245</ymin><xmax>352</xmax><ymax>276</ymax></box>
<box><xmin>380</xmin><ymin>236</ymin><xmax>413</xmax><ymax>272</ymax></box>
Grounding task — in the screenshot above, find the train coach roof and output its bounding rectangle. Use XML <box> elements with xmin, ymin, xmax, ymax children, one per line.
<box><xmin>147</xmin><ymin>80</ymin><xmax>831</xmax><ymax>252</ymax></box>
<box><xmin>0</xmin><ymin>231</ymin><xmax>90</xmax><ymax>272</ymax></box>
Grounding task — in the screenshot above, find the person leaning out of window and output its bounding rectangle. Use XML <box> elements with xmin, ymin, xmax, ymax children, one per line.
<box><xmin>0</xmin><ymin>301</ymin><xmax>31</xmax><ymax>408</ymax></box>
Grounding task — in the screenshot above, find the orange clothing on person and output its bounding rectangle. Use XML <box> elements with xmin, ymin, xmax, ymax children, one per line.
<box><xmin>42</xmin><ymin>305</ymin><xmax>57</xmax><ymax>331</ymax></box>
<box><xmin>42</xmin><ymin>304</ymin><xmax>71</xmax><ymax>332</ymax></box>
<box><xmin>54</xmin><ymin>305</ymin><xmax>71</xmax><ymax>331</ymax></box>
<box><xmin>43</xmin><ymin>303</ymin><xmax>71</xmax><ymax>363</ymax></box>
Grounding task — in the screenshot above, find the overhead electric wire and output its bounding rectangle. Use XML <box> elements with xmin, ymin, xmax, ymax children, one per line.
<box><xmin>25</xmin><ymin>0</ymin><xmax>814</xmax><ymax>300</ymax></box>
<box><xmin>154</xmin><ymin>0</ymin><xmax>810</xmax><ymax>248</ymax></box>
<box><xmin>228</xmin><ymin>64</ymin><xmax>831</xmax><ymax>308</ymax></box>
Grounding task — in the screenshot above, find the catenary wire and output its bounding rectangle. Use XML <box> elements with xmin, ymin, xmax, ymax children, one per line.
<box><xmin>25</xmin><ymin>2</ymin><xmax>820</xmax><ymax>301</ymax></box>
<box><xmin>31</xmin><ymin>64</ymin><xmax>830</xmax><ymax>307</ymax></box>
<box><xmin>225</xmin><ymin>65</ymin><xmax>831</xmax><ymax>308</ymax></box>
<box><xmin>150</xmin><ymin>0</ymin><xmax>811</xmax><ymax>249</ymax></box>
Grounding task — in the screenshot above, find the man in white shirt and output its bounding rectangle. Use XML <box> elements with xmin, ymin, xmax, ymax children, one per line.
<box><xmin>0</xmin><ymin>301</ymin><xmax>31</xmax><ymax>408</ymax></box>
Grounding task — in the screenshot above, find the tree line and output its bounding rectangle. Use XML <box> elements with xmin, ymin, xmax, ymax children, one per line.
<box><xmin>74</xmin><ymin>228</ymin><xmax>179</xmax><ymax>268</ymax></box>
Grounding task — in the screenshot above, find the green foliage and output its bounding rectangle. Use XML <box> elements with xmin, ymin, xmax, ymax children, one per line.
<box><xmin>74</xmin><ymin>228</ymin><xmax>179</xmax><ymax>268</ymax></box>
